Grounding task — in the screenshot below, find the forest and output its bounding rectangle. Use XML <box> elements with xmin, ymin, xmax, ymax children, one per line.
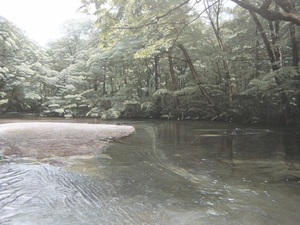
<box><xmin>0</xmin><ymin>0</ymin><xmax>300</xmax><ymax>127</ymax></box>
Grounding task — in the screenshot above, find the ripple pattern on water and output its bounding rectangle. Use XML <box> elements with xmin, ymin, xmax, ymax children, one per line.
<box><xmin>0</xmin><ymin>164</ymin><xmax>164</xmax><ymax>225</ymax></box>
<box><xmin>0</xmin><ymin>120</ymin><xmax>299</xmax><ymax>225</ymax></box>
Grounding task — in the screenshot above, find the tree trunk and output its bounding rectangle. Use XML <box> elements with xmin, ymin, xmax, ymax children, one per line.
<box><xmin>290</xmin><ymin>23</ymin><xmax>299</xmax><ymax>68</ymax></box>
<box><xmin>178</xmin><ymin>44</ymin><xmax>200</xmax><ymax>81</ymax></box>
<box><xmin>268</xmin><ymin>20</ymin><xmax>282</xmax><ymax>67</ymax></box>
<box><xmin>250</xmin><ymin>12</ymin><xmax>280</xmax><ymax>72</ymax></box>
<box><xmin>254</xmin><ymin>28</ymin><xmax>260</xmax><ymax>79</ymax></box>
<box><xmin>154</xmin><ymin>55</ymin><xmax>160</xmax><ymax>91</ymax></box>
<box><xmin>178</xmin><ymin>43</ymin><xmax>220</xmax><ymax>115</ymax></box>
<box><xmin>167</xmin><ymin>48</ymin><xmax>178</xmax><ymax>91</ymax></box>
<box><xmin>216</xmin><ymin>60</ymin><xmax>222</xmax><ymax>85</ymax></box>
<box><xmin>204</xmin><ymin>0</ymin><xmax>233</xmax><ymax>106</ymax></box>
<box><xmin>137</xmin><ymin>74</ymin><xmax>143</xmax><ymax>98</ymax></box>
<box><xmin>231</xmin><ymin>0</ymin><xmax>300</xmax><ymax>26</ymax></box>
<box><xmin>122</xmin><ymin>64</ymin><xmax>127</xmax><ymax>85</ymax></box>
<box><xmin>102</xmin><ymin>65</ymin><xmax>106</xmax><ymax>95</ymax></box>
<box><xmin>110</xmin><ymin>77</ymin><xmax>114</xmax><ymax>97</ymax></box>
<box><xmin>144</xmin><ymin>59</ymin><xmax>152</xmax><ymax>97</ymax></box>
<box><xmin>280</xmin><ymin>91</ymin><xmax>294</xmax><ymax>125</ymax></box>
<box><xmin>268</xmin><ymin>4</ymin><xmax>282</xmax><ymax>66</ymax></box>
<box><xmin>168</xmin><ymin>47</ymin><xmax>179</xmax><ymax>109</ymax></box>
<box><xmin>94</xmin><ymin>75</ymin><xmax>98</xmax><ymax>91</ymax></box>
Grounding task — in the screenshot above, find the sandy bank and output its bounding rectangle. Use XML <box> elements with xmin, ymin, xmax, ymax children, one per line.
<box><xmin>0</xmin><ymin>122</ymin><xmax>135</xmax><ymax>159</ymax></box>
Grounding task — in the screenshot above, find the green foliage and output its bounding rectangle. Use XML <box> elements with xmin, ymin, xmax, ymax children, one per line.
<box><xmin>1</xmin><ymin>1</ymin><xmax>299</xmax><ymax>124</ymax></box>
<box><xmin>240</xmin><ymin>73</ymin><xmax>277</xmax><ymax>97</ymax></box>
<box><xmin>273</xmin><ymin>67</ymin><xmax>299</xmax><ymax>84</ymax></box>
<box><xmin>153</xmin><ymin>89</ymin><xmax>173</xmax><ymax>97</ymax></box>
<box><xmin>0</xmin><ymin>16</ymin><xmax>49</xmax><ymax>111</ymax></box>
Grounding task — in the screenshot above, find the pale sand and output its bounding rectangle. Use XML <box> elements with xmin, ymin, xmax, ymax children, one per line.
<box><xmin>0</xmin><ymin>122</ymin><xmax>135</xmax><ymax>159</ymax></box>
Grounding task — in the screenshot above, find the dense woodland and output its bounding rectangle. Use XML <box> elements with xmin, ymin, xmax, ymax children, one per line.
<box><xmin>0</xmin><ymin>0</ymin><xmax>300</xmax><ymax>126</ymax></box>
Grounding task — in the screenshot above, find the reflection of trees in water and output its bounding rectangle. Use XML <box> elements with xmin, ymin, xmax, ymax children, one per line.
<box><xmin>282</xmin><ymin>131</ymin><xmax>300</xmax><ymax>160</ymax></box>
<box><xmin>157</xmin><ymin>123</ymin><xmax>300</xmax><ymax>164</ymax></box>
<box><xmin>221</xmin><ymin>132</ymin><xmax>234</xmax><ymax>159</ymax></box>
<box><xmin>159</xmin><ymin>121</ymin><xmax>187</xmax><ymax>147</ymax></box>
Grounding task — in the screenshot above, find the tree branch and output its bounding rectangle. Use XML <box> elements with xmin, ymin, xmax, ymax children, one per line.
<box><xmin>260</xmin><ymin>0</ymin><xmax>272</xmax><ymax>10</ymax></box>
<box><xmin>173</xmin><ymin>1</ymin><xmax>218</xmax><ymax>45</ymax></box>
<box><xmin>273</xmin><ymin>0</ymin><xmax>294</xmax><ymax>13</ymax></box>
<box><xmin>231</xmin><ymin>0</ymin><xmax>300</xmax><ymax>26</ymax></box>
<box><xmin>114</xmin><ymin>0</ymin><xmax>191</xmax><ymax>30</ymax></box>
<box><xmin>155</xmin><ymin>0</ymin><xmax>191</xmax><ymax>21</ymax></box>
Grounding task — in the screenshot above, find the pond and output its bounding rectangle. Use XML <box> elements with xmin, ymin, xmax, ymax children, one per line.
<box><xmin>0</xmin><ymin>115</ymin><xmax>300</xmax><ymax>225</ymax></box>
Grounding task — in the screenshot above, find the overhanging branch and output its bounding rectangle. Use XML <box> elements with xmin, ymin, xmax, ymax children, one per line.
<box><xmin>114</xmin><ymin>0</ymin><xmax>192</xmax><ymax>30</ymax></box>
<box><xmin>231</xmin><ymin>0</ymin><xmax>300</xmax><ymax>26</ymax></box>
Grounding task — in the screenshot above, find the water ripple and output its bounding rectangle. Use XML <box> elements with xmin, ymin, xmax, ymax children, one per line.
<box><xmin>0</xmin><ymin>163</ymin><xmax>165</xmax><ymax>225</ymax></box>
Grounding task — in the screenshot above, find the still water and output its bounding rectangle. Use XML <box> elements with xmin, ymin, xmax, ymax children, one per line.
<box><xmin>0</xmin><ymin>116</ymin><xmax>300</xmax><ymax>225</ymax></box>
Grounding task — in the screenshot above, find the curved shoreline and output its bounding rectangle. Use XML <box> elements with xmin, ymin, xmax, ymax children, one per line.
<box><xmin>0</xmin><ymin>122</ymin><xmax>135</xmax><ymax>159</ymax></box>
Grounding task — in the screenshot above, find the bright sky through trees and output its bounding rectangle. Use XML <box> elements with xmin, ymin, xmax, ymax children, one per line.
<box><xmin>0</xmin><ymin>0</ymin><xmax>85</xmax><ymax>46</ymax></box>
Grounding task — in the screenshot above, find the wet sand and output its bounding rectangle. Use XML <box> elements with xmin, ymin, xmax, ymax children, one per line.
<box><xmin>0</xmin><ymin>122</ymin><xmax>135</xmax><ymax>159</ymax></box>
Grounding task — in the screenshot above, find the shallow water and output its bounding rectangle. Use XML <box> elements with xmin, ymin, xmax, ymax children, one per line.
<box><xmin>0</xmin><ymin>117</ymin><xmax>300</xmax><ymax>225</ymax></box>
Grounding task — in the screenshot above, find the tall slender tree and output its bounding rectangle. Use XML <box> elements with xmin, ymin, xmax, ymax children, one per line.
<box><xmin>203</xmin><ymin>0</ymin><xmax>233</xmax><ymax>105</ymax></box>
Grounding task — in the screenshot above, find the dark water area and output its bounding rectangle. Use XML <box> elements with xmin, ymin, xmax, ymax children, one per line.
<box><xmin>0</xmin><ymin>115</ymin><xmax>300</xmax><ymax>225</ymax></box>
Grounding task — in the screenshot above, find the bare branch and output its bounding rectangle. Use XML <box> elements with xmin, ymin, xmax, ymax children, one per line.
<box><xmin>273</xmin><ymin>0</ymin><xmax>294</xmax><ymax>13</ymax></box>
<box><xmin>155</xmin><ymin>0</ymin><xmax>191</xmax><ymax>21</ymax></box>
<box><xmin>231</xmin><ymin>0</ymin><xmax>300</xmax><ymax>26</ymax></box>
<box><xmin>260</xmin><ymin>0</ymin><xmax>272</xmax><ymax>10</ymax></box>
<box><xmin>173</xmin><ymin>1</ymin><xmax>219</xmax><ymax>45</ymax></box>
<box><xmin>113</xmin><ymin>0</ymin><xmax>191</xmax><ymax>30</ymax></box>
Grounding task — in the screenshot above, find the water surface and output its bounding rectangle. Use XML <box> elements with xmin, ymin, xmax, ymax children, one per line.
<box><xmin>0</xmin><ymin>117</ymin><xmax>299</xmax><ymax>225</ymax></box>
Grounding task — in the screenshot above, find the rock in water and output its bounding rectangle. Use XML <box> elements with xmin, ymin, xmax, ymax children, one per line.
<box><xmin>0</xmin><ymin>122</ymin><xmax>135</xmax><ymax>159</ymax></box>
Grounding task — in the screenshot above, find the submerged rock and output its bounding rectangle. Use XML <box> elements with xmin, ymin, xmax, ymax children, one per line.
<box><xmin>0</xmin><ymin>122</ymin><xmax>135</xmax><ymax>159</ymax></box>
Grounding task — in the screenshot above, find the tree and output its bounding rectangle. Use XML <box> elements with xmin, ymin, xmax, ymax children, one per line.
<box><xmin>203</xmin><ymin>0</ymin><xmax>234</xmax><ymax>105</ymax></box>
<box><xmin>231</xmin><ymin>0</ymin><xmax>300</xmax><ymax>26</ymax></box>
<box><xmin>46</xmin><ymin>18</ymin><xmax>96</xmax><ymax>72</ymax></box>
<box><xmin>0</xmin><ymin>16</ymin><xmax>49</xmax><ymax>111</ymax></box>
<box><xmin>228</xmin><ymin>1</ymin><xmax>300</xmax><ymax>124</ymax></box>
<box><xmin>250</xmin><ymin>12</ymin><xmax>281</xmax><ymax>72</ymax></box>
<box><xmin>1</xmin><ymin>0</ymin><xmax>294</xmax><ymax>123</ymax></box>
